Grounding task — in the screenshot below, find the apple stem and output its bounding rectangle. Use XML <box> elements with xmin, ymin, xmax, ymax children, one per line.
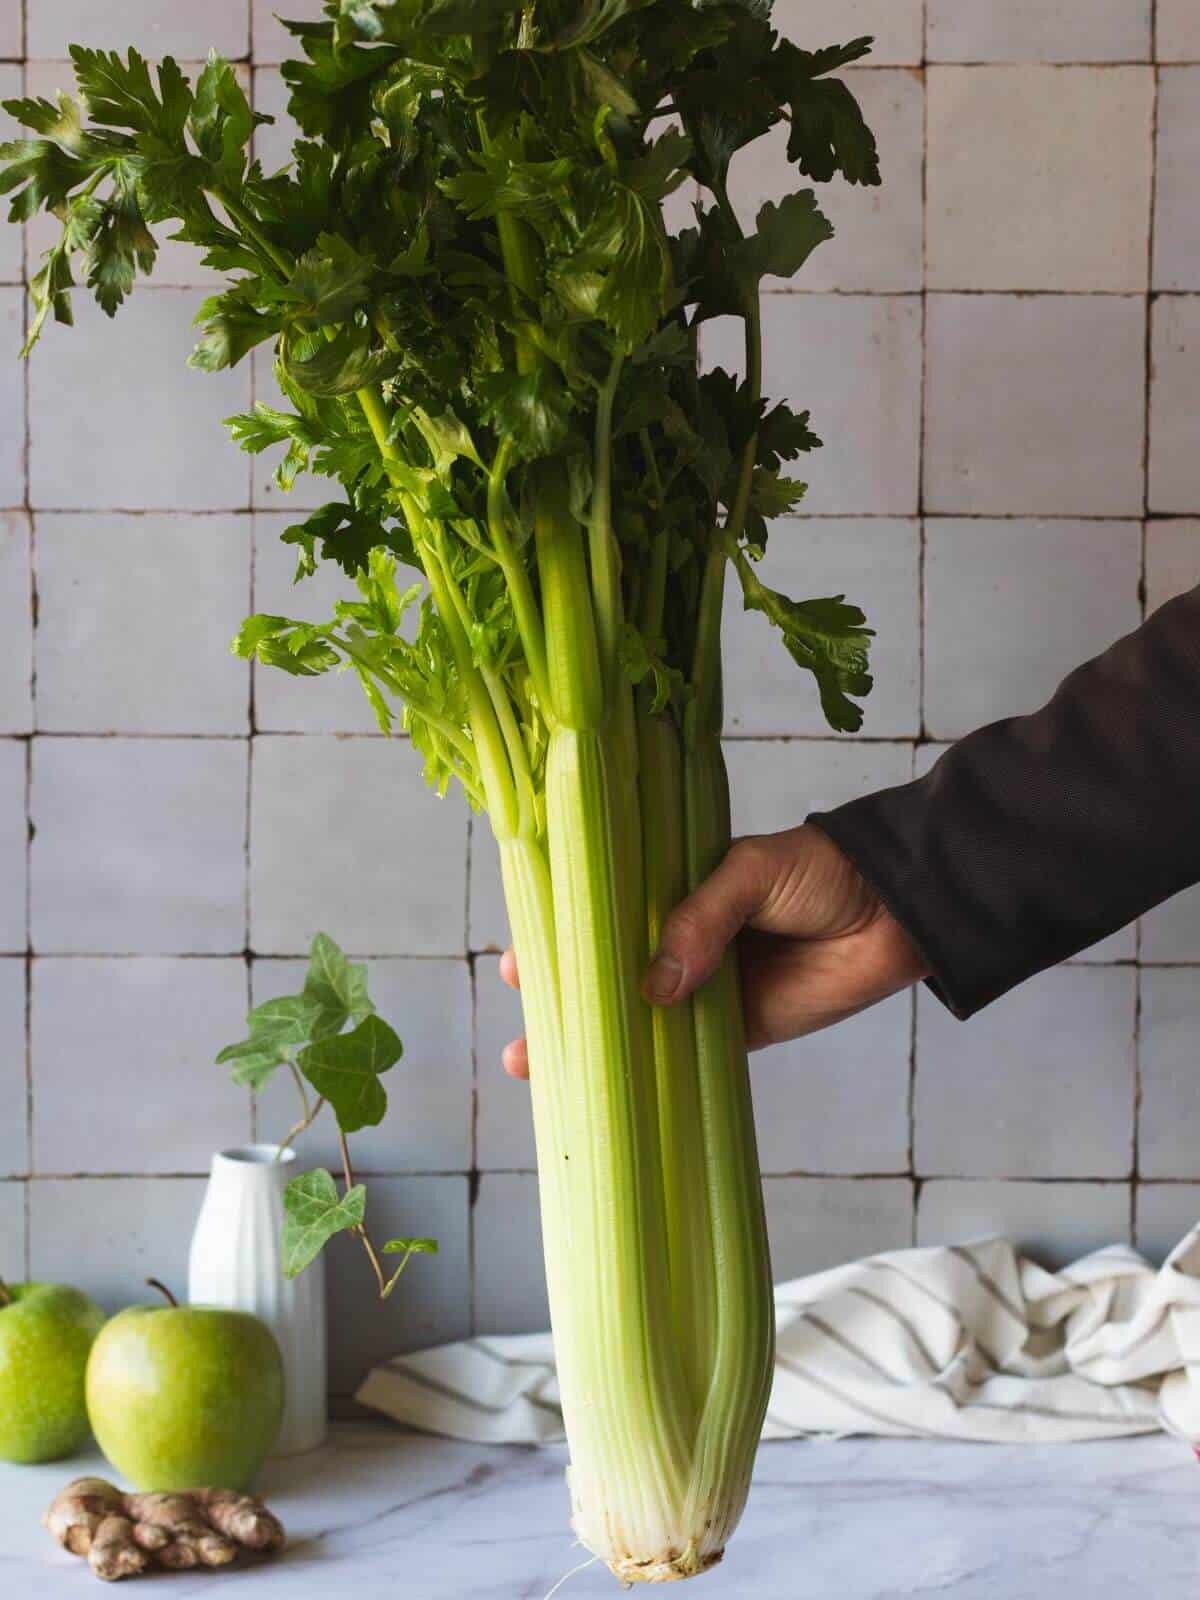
<box><xmin>0</xmin><ymin>1277</ymin><xmax>12</xmax><ymax>1308</ymax></box>
<box><xmin>145</xmin><ymin>1277</ymin><xmax>179</xmax><ymax>1308</ymax></box>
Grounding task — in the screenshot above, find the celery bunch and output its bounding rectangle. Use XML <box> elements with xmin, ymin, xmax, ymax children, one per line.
<box><xmin>0</xmin><ymin>1</ymin><xmax>877</xmax><ymax>1579</ymax></box>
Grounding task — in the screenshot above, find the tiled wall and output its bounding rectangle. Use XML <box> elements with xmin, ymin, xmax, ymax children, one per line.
<box><xmin>2</xmin><ymin>2</ymin><xmax>1199</xmax><ymax>1394</ymax></box>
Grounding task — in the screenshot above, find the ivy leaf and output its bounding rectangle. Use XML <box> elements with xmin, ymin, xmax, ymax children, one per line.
<box><xmin>297</xmin><ymin>1013</ymin><xmax>403</xmax><ymax>1132</ymax></box>
<box><xmin>302</xmin><ymin>931</ymin><xmax>376</xmax><ymax>1038</ymax></box>
<box><xmin>281</xmin><ymin>1169</ymin><xmax>366</xmax><ymax>1277</ymax></box>
<box><xmin>382</xmin><ymin>1236</ymin><xmax>438</xmax><ymax>1254</ymax></box>
<box><xmin>214</xmin><ymin>1037</ymin><xmax>291</xmax><ymax>1091</ymax></box>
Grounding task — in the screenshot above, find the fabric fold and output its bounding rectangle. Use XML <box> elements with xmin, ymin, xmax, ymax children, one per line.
<box><xmin>357</xmin><ymin>1225</ymin><xmax>1200</xmax><ymax>1448</ymax></box>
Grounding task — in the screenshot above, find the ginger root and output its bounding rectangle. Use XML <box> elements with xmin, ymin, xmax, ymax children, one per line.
<box><xmin>44</xmin><ymin>1478</ymin><xmax>284</xmax><ymax>1582</ymax></box>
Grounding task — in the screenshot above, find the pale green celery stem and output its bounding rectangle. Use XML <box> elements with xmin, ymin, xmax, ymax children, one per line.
<box><xmin>587</xmin><ymin>349</ymin><xmax>625</xmax><ymax>701</ymax></box>
<box><xmin>486</xmin><ymin>440</ymin><xmax>552</xmax><ymax>716</ymax></box>
<box><xmin>681</xmin><ymin>732</ymin><xmax>774</xmax><ymax>1545</ymax></box>
<box><xmin>536</xmin><ymin>485</ymin><xmax>693</xmax><ymax>1552</ymax></box>
<box><xmin>637</xmin><ymin>710</ymin><xmax>715</xmax><ymax>1416</ymax></box>
<box><xmin>679</xmin><ymin>284</ymin><xmax>774</xmax><ymax>1532</ymax></box>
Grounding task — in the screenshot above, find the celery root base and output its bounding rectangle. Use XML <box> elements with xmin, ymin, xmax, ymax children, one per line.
<box><xmin>607</xmin><ymin>1547</ymin><xmax>724</xmax><ymax>1584</ymax></box>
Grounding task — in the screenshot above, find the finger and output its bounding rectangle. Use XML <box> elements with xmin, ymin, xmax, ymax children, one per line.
<box><xmin>502</xmin><ymin>1037</ymin><xmax>529</xmax><ymax>1079</ymax></box>
<box><xmin>643</xmin><ymin>836</ymin><xmax>777</xmax><ymax>1007</ymax></box>
<box><xmin>499</xmin><ymin>947</ymin><xmax>521</xmax><ymax>991</ymax></box>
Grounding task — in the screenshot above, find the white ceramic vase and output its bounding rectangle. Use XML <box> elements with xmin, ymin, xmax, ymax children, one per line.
<box><xmin>187</xmin><ymin>1144</ymin><xmax>327</xmax><ymax>1456</ymax></box>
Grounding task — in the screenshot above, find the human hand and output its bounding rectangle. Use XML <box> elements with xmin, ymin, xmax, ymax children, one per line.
<box><xmin>498</xmin><ymin>823</ymin><xmax>929</xmax><ymax>1077</ymax></box>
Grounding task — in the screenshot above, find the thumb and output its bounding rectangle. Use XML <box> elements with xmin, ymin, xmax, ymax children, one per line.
<box><xmin>643</xmin><ymin>838</ymin><xmax>775</xmax><ymax>1007</ymax></box>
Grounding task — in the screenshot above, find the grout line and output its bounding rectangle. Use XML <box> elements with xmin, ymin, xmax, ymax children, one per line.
<box><xmin>911</xmin><ymin>0</ymin><xmax>925</xmax><ymax>1244</ymax></box>
<box><xmin>1132</xmin><ymin>0</ymin><xmax>1160</xmax><ymax>1246</ymax></box>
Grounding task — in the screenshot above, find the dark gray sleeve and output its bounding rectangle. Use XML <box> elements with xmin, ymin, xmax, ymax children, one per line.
<box><xmin>808</xmin><ymin>587</ymin><xmax>1200</xmax><ymax>1019</ymax></box>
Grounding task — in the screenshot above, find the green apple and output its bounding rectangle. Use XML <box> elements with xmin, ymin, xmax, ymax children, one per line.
<box><xmin>86</xmin><ymin>1285</ymin><xmax>284</xmax><ymax>1491</ymax></box>
<box><xmin>0</xmin><ymin>1279</ymin><xmax>106</xmax><ymax>1463</ymax></box>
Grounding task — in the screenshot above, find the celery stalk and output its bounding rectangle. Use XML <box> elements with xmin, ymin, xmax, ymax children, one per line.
<box><xmin>2</xmin><ymin>4</ymin><xmax>881</xmax><ymax>1579</ymax></box>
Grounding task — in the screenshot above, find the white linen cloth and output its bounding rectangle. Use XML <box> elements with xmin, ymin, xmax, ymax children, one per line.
<box><xmin>356</xmin><ymin>1226</ymin><xmax>1200</xmax><ymax>1447</ymax></box>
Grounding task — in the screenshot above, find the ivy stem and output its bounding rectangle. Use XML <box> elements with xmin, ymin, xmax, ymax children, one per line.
<box><xmin>276</xmin><ymin>1069</ymin><xmax>324</xmax><ymax>1161</ymax></box>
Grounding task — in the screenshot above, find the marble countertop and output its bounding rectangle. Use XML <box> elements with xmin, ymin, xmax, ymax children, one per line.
<box><xmin>2</xmin><ymin>1425</ymin><xmax>1197</xmax><ymax>1597</ymax></box>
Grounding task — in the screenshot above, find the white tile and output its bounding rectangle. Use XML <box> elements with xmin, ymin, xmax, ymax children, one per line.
<box><xmin>912</xmin><ymin>746</ymin><xmax>1135</xmax><ymax>964</ymax></box>
<box><xmin>1146</xmin><ymin>518</ymin><xmax>1200</xmax><ymax>611</ymax></box>
<box><xmin>1158</xmin><ymin>0</ymin><xmax>1200</xmax><ymax>62</ymax></box>
<box><xmin>928</xmin><ymin>67</ymin><xmax>1153</xmax><ymax>291</ymax></box>
<box><xmin>28</xmin><ymin>290</ymin><xmax>250</xmax><ymax>511</ymax></box>
<box><xmin>23</xmin><ymin>63</ymin><xmax>252</xmax><ymax>289</ymax></box>
<box><xmin>728</xmin><ymin>70</ymin><xmax>922</xmax><ymax>293</ymax></box>
<box><xmin>35</xmin><ymin>513</ymin><xmax>251</xmax><ymax>734</ymax></box>
<box><xmin>0</xmin><ymin>739</ymin><xmax>25</xmax><ymax>951</ymax></box>
<box><xmin>915</xmin><ymin>967</ymin><xmax>1136</xmax><ymax>1178</ymax></box>
<box><xmin>723</xmin><ymin>519</ymin><xmax>919</xmax><ymax>738</ymax></box>
<box><xmin>918</xmin><ymin>1181</ymin><xmax>1130</xmax><ymax>1270</ymax></box>
<box><xmin>250</xmin><ymin>736</ymin><xmax>468</xmax><ymax>955</ymax></box>
<box><xmin>764</xmin><ymin>1177</ymin><xmax>913</xmax><ymax>1277</ymax></box>
<box><xmin>0</xmin><ymin>513</ymin><xmax>32</xmax><ymax>732</ymax></box>
<box><xmin>0</xmin><ymin>68</ymin><xmax>24</xmax><ymax>284</ymax></box>
<box><xmin>754</xmin><ymin>990</ymin><xmax>911</xmax><ymax>1175</ymax></box>
<box><xmin>924</xmin><ymin>519</ymin><xmax>1141</xmax><ymax>739</ymax></box>
<box><xmin>0</xmin><ymin>1181</ymin><xmax>25</xmax><ymax>1277</ymax></box>
<box><xmin>773</xmin><ymin>1</ymin><xmax>923</xmax><ymax>66</ymax></box>
<box><xmin>252</xmin><ymin>515</ymin><xmax>381</xmax><ymax>734</ymax></box>
<box><xmin>32</xmin><ymin>958</ymin><xmax>251</xmax><ymax>1174</ymax></box>
<box><xmin>724</xmin><ymin>738</ymin><xmax>913</xmax><ymax>838</ymax></box>
<box><xmin>29</xmin><ymin>0</ymin><xmax>249</xmax><ymax>58</ymax></box>
<box><xmin>252</xmin><ymin>66</ymin><xmax>296</xmax><ymax>170</ymax></box>
<box><xmin>1139</xmin><ymin>970</ymin><xmax>1200</xmax><ymax>1179</ymax></box>
<box><xmin>0</xmin><ymin>287</ymin><xmax>24</xmax><ymax>505</ymax></box>
<box><xmin>475</xmin><ymin>955</ymin><xmax>534</xmax><ymax>1170</ymax></box>
<box><xmin>925</xmin><ymin>294</ymin><xmax>1146</xmax><ymax>516</ymax></box>
<box><xmin>31</xmin><ymin>738</ymin><xmax>247</xmax><ymax>953</ymax></box>
<box><xmin>0</xmin><ymin>6</ymin><xmax>21</xmax><ymax>56</ymax></box>
<box><xmin>468</xmin><ymin>821</ymin><xmax>509</xmax><ymax>953</ymax></box>
<box><xmin>927</xmin><ymin>2</ymin><xmax>1151</xmax><ymax>62</ymax></box>
<box><xmin>1149</xmin><ymin>296</ymin><xmax>1200</xmax><ymax>513</ymax></box>
<box><xmin>703</xmin><ymin>297</ymin><xmax>921</xmax><ymax>516</ymax></box>
<box><xmin>1137</xmin><ymin>1184</ymin><xmax>1200</xmax><ymax>1263</ymax></box>
<box><xmin>253</xmin><ymin>0</ymin><xmax>324</xmax><ymax>65</ymax></box>
<box><xmin>250</xmin><ymin>956</ymin><xmax>472</xmax><ymax>1171</ymax></box>
<box><xmin>0</xmin><ymin>960</ymin><xmax>26</xmax><ymax>1175</ymax></box>
<box><xmin>324</xmin><ymin>1175</ymin><xmax>469</xmax><ymax>1393</ymax></box>
<box><xmin>1141</xmin><ymin>888</ymin><xmax>1200</xmax><ymax>964</ymax></box>
<box><xmin>1155</xmin><ymin>69</ymin><xmax>1200</xmax><ymax>291</ymax></box>
<box><xmin>474</xmin><ymin>1173</ymin><xmax>548</xmax><ymax>1335</ymax></box>
<box><xmin>28</xmin><ymin>1176</ymin><xmax>207</xmax><ymax>1315</ymax></box>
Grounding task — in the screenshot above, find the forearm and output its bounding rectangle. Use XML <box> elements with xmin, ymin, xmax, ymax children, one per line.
<box><xmin>811</xmin><ymin>586</ymin><xmax>1200</xmax><ymax>1019</ymax></box>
